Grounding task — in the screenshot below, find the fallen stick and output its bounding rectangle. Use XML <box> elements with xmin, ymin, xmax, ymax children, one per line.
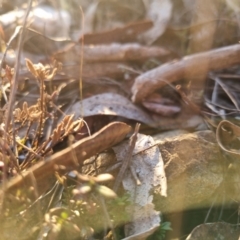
<box><xmin>55</xmin><ymin>43</ymin><xmax>170</xmax><ymax>63</ymax></box>
<box><xmin>79</xmin><ymin>20</ymin><xmax>153</xmax><ymax>45</ymax></box>
<box><xmin>113</xmin><ymin>123</ymin><xmax>140</xmax><ymax>192</ymax></box>
<box><xmin>131</xmin><ymin>44</ymin><xmax>240</xmax><ymax>103</ymax></box>
<box><xmin>1</xmin><ymin>122</ymin><xmax>131</xmax><ymax>198</ymax></box>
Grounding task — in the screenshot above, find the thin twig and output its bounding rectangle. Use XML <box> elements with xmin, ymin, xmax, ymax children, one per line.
<box><xmin>130</xmin><ymin>165</ymin><xmax>141</xmax><ymax>185</ymax></box>
<box><xmin>210</xmin><ymin>73</ymin><xmax>240</xmax><ymax>111</ymax></box>
<box><xmin>98</xmin><ymin>195</ymin><xmax>117</xmax><ymax>240</ymax></box>
<box><xmin>4</xmin><ymin>0</ymin><xmax>33</xmax><ymax>132</ymax></box>
<box><xmin>29</xmin><ymin>170</ymin><xmax>42</xmax><ymax>224</ymax></box>
<box><xmin>78</xmin><ymin>5</ymin><xmax>84</xmax><ymax>118</ymax></box>
<box><xmin>113</xmin><ymin>123</ymin><xmax>140</xmax><ymax>192</ymax></box>
<box><xmin>0</xmin><ymin>1</ymin><xmax>32</xmax><ymax>213</ymax></box>
<box><xmin>16</xmin><ymin>138</ymin><xmax>40</xmax><ymax>158</ymax></box>
<box><xmin>0</xmin><ymin>27</ymin><xmax>25</xmax><ymax>103</ymax></box>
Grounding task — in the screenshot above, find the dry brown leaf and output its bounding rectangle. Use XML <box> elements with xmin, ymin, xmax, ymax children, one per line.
<box><xmin>70</xmin><ymin>93</ymin><xmax>155</xmax><ymax>126</ymax></box>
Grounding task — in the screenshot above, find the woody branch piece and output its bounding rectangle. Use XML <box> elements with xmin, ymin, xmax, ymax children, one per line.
<box><xmin>131</xmin><ymin>44</ymin><xmax>240</xmax><ymax>103</ymax></box>
<box><xmin>55</xmin><ymin>43</ymin><xmax>170</xmax><ymax>63</ymax></box>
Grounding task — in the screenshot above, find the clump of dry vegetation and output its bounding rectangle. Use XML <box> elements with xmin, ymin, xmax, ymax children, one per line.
<box><xmin>0</xmin><ymin>59</ymin><xmax>132</xmax><ymax>240</ymax></box>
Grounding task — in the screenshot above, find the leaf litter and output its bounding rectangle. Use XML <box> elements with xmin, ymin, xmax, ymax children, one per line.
<box><xmin>1</xmin><ymin>0</ymin><xmax>240</xmax><ymax>239</ymax></box>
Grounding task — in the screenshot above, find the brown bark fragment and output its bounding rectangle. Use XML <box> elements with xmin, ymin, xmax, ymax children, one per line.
<box><xmin>132</xmin><ymin>44</ymin><xmax>240</xmax><ymax>103</ymax></box>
